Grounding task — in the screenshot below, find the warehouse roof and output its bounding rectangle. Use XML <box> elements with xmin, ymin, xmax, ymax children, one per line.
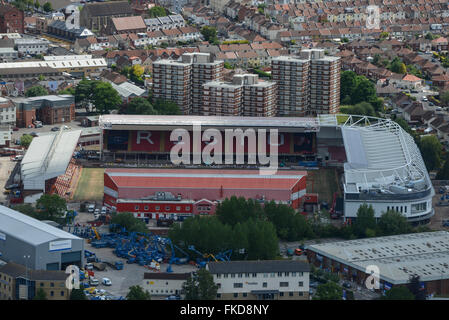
<box><xmin>208</xmin><ymin>260</ymin><xmax>310</xmax><ymax>274</ymax></box>
<box><xmin>306</xmin><ymin>231</ymin><xmax>449</xmax><ymax>284</ymax></box>
<box><xmin>0</xmin><ymin>205</ymin><xmax>79</xmax><ymax>246</ymax></box>
<box><xmin>106</xmin><ymin>169</ymin><xmax>306</xmax><ymax>190</ymax></box>
<box><xmin>21</xmin><ymin>129</ymin><xmax>82</xmax><ymax>185</ymax></box>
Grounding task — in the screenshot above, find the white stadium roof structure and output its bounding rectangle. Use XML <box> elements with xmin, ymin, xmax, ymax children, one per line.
<box><xmin>21</xmin><ymin>129</ymin><xmax>82</xmax><ymax>191</ymax></box>
<box><xmin>336</xmin><ymin>115</ymin><xmax>431</xmax><ymax>198</ymax></box>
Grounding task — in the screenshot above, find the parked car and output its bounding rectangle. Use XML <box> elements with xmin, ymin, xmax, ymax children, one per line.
<box><xmin>343</xmin><ymin>282</ymin><xmax>352</xmax><ymax>289</ymax></box>
<box><xmin>101</xmin><ymin>206</ymin><xmax>107</xmax><ymax>214</ymax></box>
<box><xmin>12</xmin><ymin>127</ymin><xmax>19</xmax><ymax>131</ymax></box>
<box><xmin>87</xmin><ymin>204</ymin><xmax>95</xmax><ymax>213</ymax></box>
<box><xmin>51</xmin><ymin>127</ymin><xmax>60</xmax><ymax>132</ymax></box>
<box><xmin>89</xmin><ymin>277</ymin><xmax>99</xmax><ymax>286</ymax></box>
<box><xmin>30</xmin><ymin>132</ymin><xmax>38</xmax><ymax>137</ymax></box>
<box><xmin>94</xmin><ymin>208</ymin><xmax>100</xmax><ymax>215</ymax></box>
<box><xmin>102</xmin><ymin>278</ymin><xmax>112</xmax><ymax>286</ymax></box>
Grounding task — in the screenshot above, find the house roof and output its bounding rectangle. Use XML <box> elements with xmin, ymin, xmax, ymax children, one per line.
<box><xmin>112</xmin><ymin>16</ymin><xmax>146</xmax><ymax>31</ymax></box>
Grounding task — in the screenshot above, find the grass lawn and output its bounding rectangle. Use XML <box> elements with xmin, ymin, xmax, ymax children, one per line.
<box><xmin>73</xmin><ymin>168</ymin><xmax>104</xmax><ymax>201</ymax></box>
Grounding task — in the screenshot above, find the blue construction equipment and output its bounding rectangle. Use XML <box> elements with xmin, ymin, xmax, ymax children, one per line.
<box><xmin>215</xmin><ymin>249</ymin><xmax>233</xmax><ymax>261</ymax></box>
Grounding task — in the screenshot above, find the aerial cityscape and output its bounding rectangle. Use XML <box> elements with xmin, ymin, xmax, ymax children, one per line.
<box><xmin>1</xmin><ymin>0</ymin><xmax>449</xmax><ymax>306</ymax></box>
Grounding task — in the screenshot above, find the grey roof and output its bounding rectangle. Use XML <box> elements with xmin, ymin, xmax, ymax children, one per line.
<box><xmin>208</xmin><ymin>260</ymin><xmax>310</xmax><ymax>274</ymax></box>
<box><xmin>307</xmin><ymin>231</ymin><xmax>449</xmax><ymax>284</ymax></box>
<box><xmin>0</xmin><ymin>205</ymin><xmax>80</xmax><ymax>246</ymax></box>
<box><xmin>0</xmin><ymin>262</ymin><xmax>67</xmax><ymax>280</ymax></box>
<box><xmin>82</xmin><ymin>1</ymin><xmax>133</xmax><ymax>17</ymax></box>
<box><xmin>21</xmin><ymin>129</ymin><xmax>82</xmax><ymax>190</ymax></box>
<box><xmin>144</xmin><ymin>272</ymin><xmax>190</xmax><ymax>280</ymax></box>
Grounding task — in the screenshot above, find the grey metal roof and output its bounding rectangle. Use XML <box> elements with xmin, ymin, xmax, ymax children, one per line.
<box><xmin>0</xmin><ymin>262</ymin><xmax>67</xmax><ymax>280</ymax></box>
<box><xmin>208</xmin><ymin>260</ymin><xmax>310</xmax><ymax>274</ymax></box>
<box><xmin>0</xmin><ymin>205</ymin><xmax>80</xmax><ymax>246</ymax></box>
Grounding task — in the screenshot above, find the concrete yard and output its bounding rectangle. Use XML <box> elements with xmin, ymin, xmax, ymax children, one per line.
<box><xmin>84</xmin><ymin>241</ymin><xmax>197</xmax><ymax>299</ymax></box>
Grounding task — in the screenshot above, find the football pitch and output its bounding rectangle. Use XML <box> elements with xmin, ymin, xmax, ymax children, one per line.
<box><xmin>73</xmin><ymin>168</ymin><xmax>104</xmax><ymax>202</ymax></box>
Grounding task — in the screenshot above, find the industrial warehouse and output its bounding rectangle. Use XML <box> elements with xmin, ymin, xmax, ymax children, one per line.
<box><xmin>0</xmin><ymin>205</ymin><xmax>84</xmax><ymax>271</ymax></box>
<box><xmin>306</xmin><ymin>231</ymin><xmax>449</xmax><ymax>295</ymax></box>
<box><xmin>103</xmin><ymin>168</ymin><xmax>307</xmax><ymax>220</ymax></box>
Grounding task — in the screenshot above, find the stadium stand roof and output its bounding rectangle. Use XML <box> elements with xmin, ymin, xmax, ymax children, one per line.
<box><xmin>21</xmin><ymin>129</ymin><xmax>82</xmax><ymax>190</ymax></box>
<box><xmin>0</xmin><ymin>205</ymin><xmax>79</xmax><ymax>246</ymax></box>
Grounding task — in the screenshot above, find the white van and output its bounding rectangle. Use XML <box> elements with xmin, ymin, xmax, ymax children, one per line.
<box><xmin>88</xmin><ymin>204</ymin><xmax>95</xmax><ymax>213</ymax></box>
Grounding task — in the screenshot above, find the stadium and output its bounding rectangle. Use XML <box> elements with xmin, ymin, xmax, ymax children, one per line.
<box><xmin>99</xmin><ymin>114</ymin><xmax>434</xmax><ymax>223</ymax></box>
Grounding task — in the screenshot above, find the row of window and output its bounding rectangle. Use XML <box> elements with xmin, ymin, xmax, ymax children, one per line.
<box><xmin>229</xmin><ymin>281</ymin><xmax>304</xmax><ymax>288</ymax></box>
<box><xmin>134</xmin><ymin>205</ymin><xmax>190</xmax><ymax>211</ymax></box>
<box><xmin>216</xmin><ymin>272</ymin><xmax>304</xmax><ymax>279</ymax></box>
<box><xmin>217</xmin><ymin>291</ymin><xmax>304</xmax><ymax>298</ymax></box>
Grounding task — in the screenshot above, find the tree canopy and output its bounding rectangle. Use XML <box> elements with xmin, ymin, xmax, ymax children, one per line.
<box><xmin>419</xmin><ymin>135</ymin><xmax>442</xmax><ymax>171</ymax></box>
<box><xmin>201</xmin><ymin>26</ymin><xmax>219</xmax><ymax>44</ymax></box>
<box><xmin>126</xmin><ymin>97</ymin><xmax>156</xmax><ymax>115</ymax></box>
<box><xmin>377</xmin><ymin>210</ymin><xmax>411</xmax><ymax>236</ymax></box>
<box><xmin>43</xmin><ymin>1</ymin><xmax>52</xmax><ymax>12</ymax></box>
<box><xmin>110</xmin><ymin>212</ymin><xmax>149</xmax><ymax>233</ymax></box>
<box><xmin>70</xmin><ymin>288</ymin><xmax>88</xmax><ymax>300</ymax></box>
<box><xmin>153</xmin><ymin>99</ymin><xmax>182</xmax><ymax>115</ymax></box>
<box><xmin>126</xmin><ymin>285</ymin><xmax>151</xmax><ymax>300</ymax></box>
<box><xmin>75</xmin><ymin>79</ymin><xmax>121</xmax><ymax>113</ymax></box>
<box><xmin>33</xmin><ymin>288</ymin><xmax>48</xmax><ymax>300</ymax></box>
<box><xmin>148</xmin><ymin>6</ymin><xmax>169</xmax><ymax>18</ymax></box>
<box><xmin>25</xmin><ymin>85</ymin><xmax>49</xmax><ymax>97</ymax></box>
<box><xmin>381</xmin><ymin>286</ymin><xmax>415</xmax><ymax>300</ymax></box>
<box><xmin>183</xmin><ymin>269</ymin><xmax>217</xmax><ymax>300</ymax></box>
<box><xmin>36</xmin><ymin>194</ymin><xmax>67</xmax><ymax>220</ymax></box>
<box><xmin>314</xmin><ymin>281</ymin><xmax>343</xmax><ymax>300</ymax></box>
<box><xmin>20</xmin><ymin>134</ymin><xmax>33</xmax><ymax>148</ymax></box>
<box><xmin>352</xmin><ymin>204</ymin><xmax>377</xmax><ymax>238</ymax></box>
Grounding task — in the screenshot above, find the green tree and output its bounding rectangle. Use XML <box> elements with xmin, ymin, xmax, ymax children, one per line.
<box><xmin>153</xmin><ymin>99</ymin><xmax>181</xmax><ymax>115</ymax></box>
<box><xmin>351</xmin><ymin>76</ymin><xmax>376</xmax><ymax>104</ymax></box>
<box><xmin>13</xmin><ymin>204</ymin><xmax>37</xmax><ymax>218</ymax></box>
<box><xmin>389</xmin><ymin>57</ymin><xmax>406</xmax><ymax>74</ymax></box>
<box><xmin>92</xmin><ymin>81</ymin><xmax>122</xmax><ymax>114</ymax></box>
<box><xmin>110</xmin><ymin>212</ymin><xmax>148</xmax><ymax>233</ymax></box>
<box><xmin>314</xmin><ymin>281</ymin><xmax>343</xmax><ymax>300</ymax></box>
<box><xmin>381</xmin><ymin>286</ymin><xmax>415</xmax><ymax>300</ymax></box>
<box><xmin>70</xmin><ymin>288</ymin><xmax>88</xmax><ymax>300</ymax></box>
<box><xmin>340</xmin><ymin>101</ymin><xmax>375</xmax><ymax>117</ymax></box>
<box><xmin>75</xmin><ymin>79</ymin><xmax>99</xmax><ymax>111</ymax></box>
<box><xmin>378</xmin><ymin>210</ymin><xmax>411</xmax><ymax>236</ymax></box>
<box><xmin>20</xmin><ymin>134</ymin><xmax>33</xmax><ymax>148</ymax></box>
<box><xmin>25</xmin><ymin>85</ymin><xmax>49</xmax><ymax>97</ymax></box>
<box><xmin>353</xmin><ymin>204</ymin><xmax>377</xmax><ymax>238</ymax></box>
<box><xmin>408</xmin><ymin>275</ymin><xmax>426</xmax><ymax>300</ymax></box>
<box><xmin>36</xmin><ymin>194</ymin><xmax>67</xmax><ymax>220</ymax></box>
<box><xmin>419</xmin><ymin>135</ymin><xmax>442</xmax><ymax>171</ymax></box>
<box><xmin>183</xmin><ymin>269</ymin><xmax>217</xmax><ymax>300</ymax></box>
<box><xmin>380</xmin><ymin>31</ymin><xmax>389</xmax><ymax>40</ymax></box>
<box><xmin>223</xmin><ymin>62</ymin><xmax>234</xmax><ymax>69</ymax></box>
<box><xmin>148</xmin><ymin>5</ymin><xmax>168</xmax><ymax>18</ymax></box>
<box><xmin>43</xmin><ymin>1</ymin><xmax>52</xmax><ymax>12</ymax></box>
<box><xmin>126</xmin><ymin>97</ymin><xmax>156</xmax><ymax>115</ymax></box>
<box><xmin>126</xmin><ymin>285</ymin><xmax>151</xmax><ymax>300</ymax></box>
<box><xmin>34</xmin><ymin>0</ymin><xmax>40</xmax><ymax>9</ymax></box>
<box><xmin>58</xmin><ymin>87</ymin><xmax>75</xmax><ymax>95</ymax></box>
<box><xmin>340</xmin><ymin>70</ymin><xmax>357</xmax><ymax>102</ymax></box>
<box><xmin>33</xmin><ymin>288</ymin><xmax>47</xmax><ymax>300</ymax></box>
<box><xmin>215</xmin><ymin>196</ymin><xmax>264</xmax><ymax>227</ymax></box>
<box><xmin>440</xmin><ymin>91</ymin><xmax>449</xmax><ymax>107</ymax></box>
<box><xmin>436</xmin><ymin>156</ymin><xmax>449</xmax><ymax>180</ymax></box>
<box><xmin>201</xmin><ymin>26</ymin><xmax>218</xmax><ymax>44</ymax></box>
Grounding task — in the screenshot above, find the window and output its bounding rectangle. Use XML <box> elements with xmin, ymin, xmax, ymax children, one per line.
<box><xmin>298</xmin><ymin>292</ymin><xmax>303</xmax><ymax>296</ymax></box>
<box><xmin>50</xmin><ymin>283</ymin><xmax>54</xmax><ymax>287</ymax></box>
<box><xmin>252</xmin><ymin>273</ymin><xmax>257</xmax><ymax>278</ymax></box>
<box><xmin>299</xmin><ymin>281</ymin><xmax>303</xmax><ymax>287</ymax></box>
<box><xmin>280</xmin><ymin>282</ymin><xmax>289</xmax><ymax>287</ymax></box>
<box><xmin>155</xmin><ymin>206</ymin><xmax>160</xmax><ymax>211</ymax></box>
<box><xmin>135</xmin><ymin>205</ymin><xmax>139</xmax><ymax>210</ymax></box>
<box><xmin>223</xmin><ymin>274</ymin><xmax>228</xmax><ymax>278</ymax></box>
<box><xmin>238</xmin><ymin>273</ymin><xmax>243</xmax><ymax>278</ymax></box>
<box><xmin>270</xmin><ymin>273</ymin><xmax>275</xmax><ymax>278</ymax></box>
<box><xmin>50</xmin><ymin>291</ymin><xmax>54</xmax><ymax>297</ymax></box>
<box><xmin>277</xmin><ymin>272</ymin><xmax>282</xmax><ymax>277</ymax></box>
<box><xmin>216</xmin><ymin>274</ymin><xmax>221</xmax><ymax>279</ymax></box>
<box><xmin>242</xmin><ymin>292</ymin><xmax>247</xmax><ymax>297</ymax></box>
<box><xmin>144</xmin><ymin>206</ymin><xmax>149</xmax><ymax>211</ymax></box>
<box><xmin>263</xmin><ymin>282</ymin><xmax>267</xmax><ymax>288</ymax></box>
<box><xmin>298</xmin><ymin>272</ymin><xmax>303</xmax><ymax>276</ymax></box>
<box><xmin>289</xmin><ymin>292</ymin><xmax>294</xmax><ymax>297</ymax></box>
<box><xmin>61</xmin><ymin>291</ymin><xmax>64</xmax><ymax>296</ymax></box>
<box><xmin>233</xmin><ymin>283</ymin><xmax>243</xmax><ymax>288</ymax></box>
<box><xmin>263</xmin><ymin>273</ymin><xmax>268</xmax><ymax>278</ymax></box>
<box><xmin>217</xmin><ymin>283</ymin><xmax>221</xmax><ymax>288</ymax></box>
<box><xmin>216</xmin><ymin>293</ymin><xmax>221</xmax><ymax>298</ymax></box>
<box><xmin>231</xmin><ymin>274</ymin><xmax>235</xmax><ymax>278</ymax></box>
<box><xmin>279</xmin><ymin>292</ymin><xmax>284</xmax><ymax>297</ymax></box>
<box><xmin>284</xmin><ymin>272</ymin><xmax>290</xmax><ymax>277</ymax></box>
<box><xmin>233</xmin><ymin>293</ymin><xmax>238</xmax><ymax>298</ymax></box>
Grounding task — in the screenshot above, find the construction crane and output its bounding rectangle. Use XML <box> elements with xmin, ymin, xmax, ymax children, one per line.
<box><xmin>166</xmin><ymin>239</ymin><xmax>189</xmax><ymax>272</ymax></box>
<box><xmin>215</xmin><ymin>249</ymin><xmax>233</xmax><ymax>262</ymax></box>
<box><xmin>92</xmin><ymin>227</ymin><xmax>101</xmax><ymax>240</ymax></box>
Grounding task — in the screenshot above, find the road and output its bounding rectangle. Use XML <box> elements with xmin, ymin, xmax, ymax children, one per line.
<box><xmin>11</xmin><ymin>120</ymin><xmax>85</xmax><ymax>145</ymax></box>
